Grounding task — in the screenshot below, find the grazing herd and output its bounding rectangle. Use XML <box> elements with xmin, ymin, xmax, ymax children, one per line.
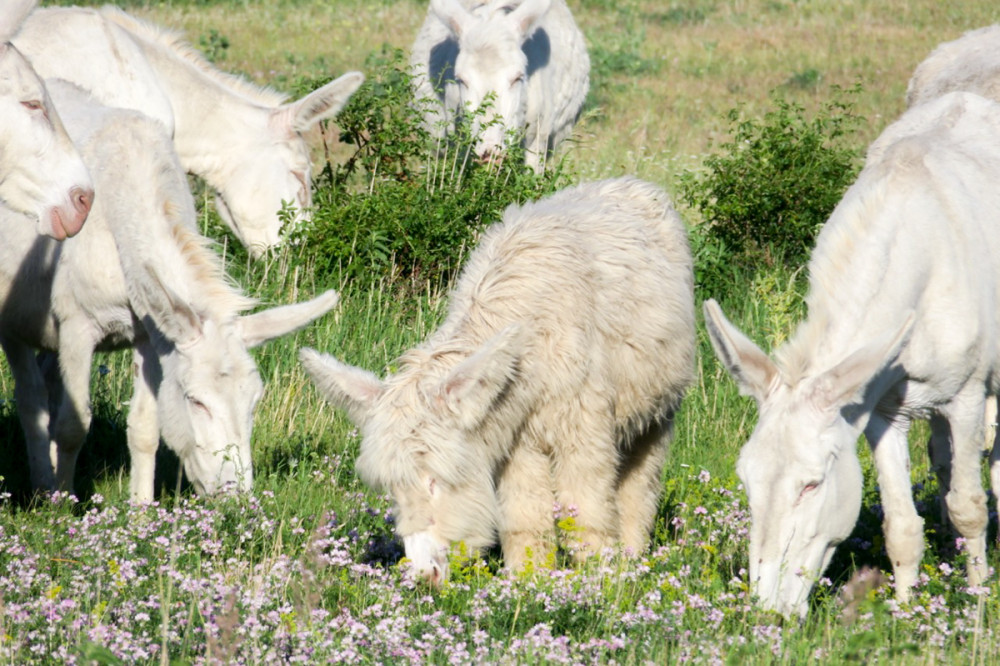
<box><xmin>3</xmin><ymin>0</ymin><xmax>1000</xmax><ymax>619</ymax></box>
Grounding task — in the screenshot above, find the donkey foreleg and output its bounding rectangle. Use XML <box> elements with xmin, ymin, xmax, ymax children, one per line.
<box><xmin>497</xmin><ymin>432</ymin><xmax>558</xmax><ymax>571</ymax></box>
<box><xmin>866</xmin><ymin>414</ymin><xmax>924</xmax><ymax>602</ymax></box>
<box><xmin>1</xmin><ymin>339</ymin><xmax>55</xmax><ymax>490</ymax></box>
<box><xmin>127</xmin><ymin>343</ymin><xmax>160</xmax><ymax>503</ymax></box>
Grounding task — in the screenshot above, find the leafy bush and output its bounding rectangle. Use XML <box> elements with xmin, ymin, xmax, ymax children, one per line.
<box><xmin>679</xmin><ymin>85</ymin><xmax>864</xmax><ymax>293</ymax></box>
<box><xmin>291</xmin><ymin>48</ymin><xmax>571</xmax><ymax>289</ymax></box>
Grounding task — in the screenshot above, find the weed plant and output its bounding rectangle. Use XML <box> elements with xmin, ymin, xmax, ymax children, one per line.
<box><xmin>679</xmin><ymin>85</ymin><xmax>864</xmax><ymax>293</ymax></box>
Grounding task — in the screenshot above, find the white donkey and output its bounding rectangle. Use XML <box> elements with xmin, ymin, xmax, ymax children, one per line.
<box><xmin>0</xmin><ymin>0</ymin><xmax>92</xmax><ymax>239</ymax></box>
<box><xmin>905</xmin><ymin>24</ymin><xmax>1000</xmax><ymax>525</ymax></box>
<box><xmin>704</xmin><ymin>91</ymin><xmax>1000</xmax><ymax>618</ymax></box>
<box><xmin>15</xmin><ymin>6</ymin><xmax>364</xmax><ymax>256</ymax></box>
<box><xmin>301</xmin><ymin>177</ymin><xmax>694</xmax><ymax>585</ymax></box>
<box><xmin>906</xmin><ymin>25</ymin><xmax>1000</xmax><ymax>108</ymax></box>
<box><xmin>0</xmin><ymin>80</ymin><xmax>339</xmax><ymax>501</ymax></box>
<box><xmin>410</xmin><ymin>0</ymin><xmax>589</xmax><ymax>173</ymax></box>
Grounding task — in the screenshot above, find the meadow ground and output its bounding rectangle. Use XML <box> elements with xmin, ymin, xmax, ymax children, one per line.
<box><xmin>2</xmin><ymin>0</ymin><xmax>1000</xmax><ymax>663</ymax></box>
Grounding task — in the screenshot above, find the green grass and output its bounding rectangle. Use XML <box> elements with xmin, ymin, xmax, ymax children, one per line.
<box><xmin>4</xmin><ymin>0</ymin><xmax>1000</xmax><ymax>663</ymax></box>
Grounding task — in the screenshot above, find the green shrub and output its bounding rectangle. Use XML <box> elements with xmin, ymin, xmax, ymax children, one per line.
<box><xmin>678</xmin><ymin>85</ymin><xmax>864</xmax><ymax>294</ymax></box>
<box><xmin>290</xmin><ymin>48</ymin><xmax>571</xmax><ymax>290</ymax></box>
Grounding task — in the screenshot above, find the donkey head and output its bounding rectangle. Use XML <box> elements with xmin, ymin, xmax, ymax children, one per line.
<box><xmin>143</xmin><ymin>274</ymin><xmax>340</xmax><ymax>495</ymax></box>
<box><xmin>0</xmin><ymin>0</ymin><xmax>93</xmax><ymax>238</ymax></box>
<box><xmin>300</xmin><ymin>325</ymin><xmax>524</xmax><ymax>585</ymax></box>
<box><xmin>703</xmin><ymin>299</ymin><xmax>912</xmax><ymax>618</ymax></box>
<box><xmin>213</xmin><ymin>71</ymin><xmax>364</xmax><ymax>257</ymax></box>
<box><xmin>431</xmin><ymin>0</ymin><xmax>551</xmax><ymax>164</ymax></box>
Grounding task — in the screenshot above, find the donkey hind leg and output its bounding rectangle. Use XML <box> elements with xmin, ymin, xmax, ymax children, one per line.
<box><xmin>985</xmin><ymin>396</ymin><xmax>1000</xmax><ymax>543</ymax></box>
<box><xmin>496</xmin><ymin>428</ymin><xmax>557</xmax><ymax>572</ymax></box>
<box><xmin>49</xmin><ymin>326</ymin><xmax>99</xmax><ymax>493</ymax></box>
<box><xmin>550</xmin><ymin>388</ymin><xmax>620</xmax><ymax>562</ymax></box>
<box><xmin>127</xmin><ymin>343</ymin><xmax>161</xmax><ymax>503</ymax></box>
<box><xmin>1</xmin><ymin>340</ymin><xmax>56</xmax><ymax>490</ymax></box>
<box><xmin>865</xmin><ymin>413</ymin><xmax>924</xmax><ymax>602</ymax></box>
<box><xmin>942</xmin><ymin>394</ymin><xmax>990</xmax><ymax>586</ymax></box>
<box><xmin>616</xmin><ymin>414</ymin><xmax>673</xmax><ymax>555</ymax></box>
<box><xmin>927</xmin><ymin>414</ymin><xmax>952</xmax><ymax>528</ymax></box>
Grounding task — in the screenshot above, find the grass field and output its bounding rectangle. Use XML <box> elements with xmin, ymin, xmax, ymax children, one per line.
<box><xmin>3</xmin><ymin>0</ymin><xmax>1000</xmax><ymax>663</ymax></box>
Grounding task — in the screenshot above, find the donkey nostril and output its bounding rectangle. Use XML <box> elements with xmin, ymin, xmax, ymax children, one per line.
<box><xmin>72</xmin><ymin>187</ymin><xmax>94</xmax><ymax>215</ymax></box>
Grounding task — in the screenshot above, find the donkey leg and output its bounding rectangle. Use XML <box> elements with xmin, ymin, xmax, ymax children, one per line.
<box><xmin>984</xmin><ymin>396</ymin><xmax>1000</xmax><ymax>542</ymax></box>
<box><xmin>496</xmin><ymin>430</ymin><xmax>557</xmax><ymax>571</ymax></box>
<box><xmin>943</xmin><ymin>394</ymin><xmax>990</xmax><ymax>586</ymax></box>
<box><xmin>127</xmin><ymin>343</ymin><xmax>160</xmax><ymax>503</ymax></box>
<box><xmin>51</xmin><ymin>325</ymin><xmax>99</xmax><ymax>493</ymax></box>
<box><xmin>1</xmin><ymin>339</ymin><xmax>55</xmax><ymax>490</ymax></box>
<box><xmin>616</xmin><ymin>416</ymin><xmax>673</xmax><ymax>555</ymax></box>
<box><xmin>927</xmin><ymin>415</ymin><xmax>952</xmax><ymax>527</ymax></box>
<box><xmin>550</xmin><ymin>390</ymin><xmax>620</xmax><ymax>561</ymax></box>
<box><xmin>866</xmin><ymin>414</ymin><xmax>923</xmax><ymax>602</ymax></box>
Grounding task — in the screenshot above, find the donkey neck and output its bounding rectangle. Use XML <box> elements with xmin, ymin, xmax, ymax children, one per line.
<box><xmin>125</xmin><ymin>30</ymin><xmax>282</xmax><ymax>179</ymax></box>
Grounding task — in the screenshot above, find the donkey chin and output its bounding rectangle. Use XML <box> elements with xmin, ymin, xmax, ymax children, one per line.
<box><xmin>182</xmin><ymin>454</ymin><xmax>253</xmax><ymax>497</ymax></box>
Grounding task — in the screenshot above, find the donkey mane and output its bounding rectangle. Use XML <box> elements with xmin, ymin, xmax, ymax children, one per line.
<box><xmin>774</xmin><ymin>159</ymin><xmax>902</xmax><ymax>385</ymax></box>
<box><xmin>167</xmin><ymin>213</ymin><xmax>257</xmax><ymax>318</ymax></box>
<box><xmin>99</xmin><ymin>5</ymin><xmax>289</xmax><ymax>108</ymax></box>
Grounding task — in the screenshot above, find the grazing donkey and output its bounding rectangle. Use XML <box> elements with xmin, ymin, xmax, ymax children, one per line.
<box><xmin>410</xmin><ymin>0</ymin><xmax>589</xmax><ymax>173</ymax></box>
<box><xmin>905</xmin><ymin>25</ymin><xmax>1000</xmax><ymax>528</ymax></box>
<box><xmin>704</xmin><ymin>91</ymin><xmax>1000</xmax><ymax>618</ymax></box>
<box><xmin>301</xmin><ymin>177</ymin><xmax>694</xmax><ymax>584</ymax></box>
<box><xmin>15</xmin><ymin>6</ymin><xmax>364</xmax><ymax>256</ymax></box>
<box><xmin>0</xmin><ymin>0</ymin><xmax>92</xmax><ymax>239</ymax></box>
<box><xmin>0</xmin><ymin>81</ymin><xmax>339</xmax><ymax>501</ymax></box>
<box><xmin>906</xmin><ymin>25</ymin><xmax>1000</xmax><ymax>107</ymax></box>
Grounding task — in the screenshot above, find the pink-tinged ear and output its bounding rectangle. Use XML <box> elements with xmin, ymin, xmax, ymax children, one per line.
<box><xmin>436</xmin><ymin>324</ymin><xmax>523</xmax><ymax>430</ymax></box>
<box><xmin>281</xmin><ymin>71</ymin><xmax>365</xmax><ymax>133</ymax></box>
<box><xmin>238</xmin><ymin>290</ymin><xmax>339</xmax><ymax>348</ymax></box>
<box><xmin>809</xmin><ymin>312</ymin><xmax>915</xmax><ymax>411</ymax></box>
<box><xmin>508</xmin><ymin>0</ymin><xmax>551</xmax><ymax>36</ymax></box>
<box><xmin>299</xmin><ymin>347</ymin><xmax>385</xmax><ymax>424</ymax></box>
<box><xmin>0</xmin><ymin>0</ymin><xmax>36</xmax><ymax>42</ymax></box>
<box><xmin>431</xmin><ymin>0</ymin><xmax>474</xmax><ymax>38</ymax></box>
<box><xmin>703</xmin><ymin>299</ymin><xmax>779</xmax><ymax>403</ymax></box>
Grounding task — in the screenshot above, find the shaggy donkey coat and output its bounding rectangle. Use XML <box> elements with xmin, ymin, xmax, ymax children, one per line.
<box><xmin>301</xmin><ymin>177</ymin><xmax>695</xmax><ymax>584</ymax></box>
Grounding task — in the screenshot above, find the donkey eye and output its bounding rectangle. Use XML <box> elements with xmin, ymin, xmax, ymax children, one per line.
<box><xmin>510</xmin><ymin>74</ymin><xmax>525</xmax><ymax>87</ymax></box>
<box><xmin>800</xmin><ymin>481</ymin><xmax>820</xmax><ymax>496</ymax></box>
<box><xmin>186</xmin><ymin>395</ymin><xmax>211</xmax><ymax>417</ymax></box>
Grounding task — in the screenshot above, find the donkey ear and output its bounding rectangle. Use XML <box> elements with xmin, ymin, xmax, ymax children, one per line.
<box><xmin>299</xmin><ymin>347</ymin><xmax>385</xmax><ymax>423</ymax></box>
<box><xmin>285</xmin><ymin>71</ymin><xmax>365</xmax><ymax>133</ymax></box>
<box><xmin>238</xmin><ymin>290</ymin><xmax>339</xmax><ymax>349</ymax></box>
<box><xmin>0</xmin><ymin>0</ymin><xmax>36</xmax><ymax>42</ymax></box>
<box><xmin>437</xmin><ymin>324</ymin><xmax>523</xmax><ymax>429</ymax></box>
<box><xmin>810</xmin><ymin>313</ymin><xmax>915</xmax><ymax>411</ymax></box>
<box><xmin>431</xmin><ymin>0</ymin><xmax>474</xmax><ymax>38</ymax></box>
<box><xmin>132</xmin><ymin>264</ymin><xmax>204</xmax><ymax>347</ymax></box>
<box><xmin>508</xmin><ymin>0</ymin><xmax>551</xmax><ymax>36</ymax></box>
<box><xmin>703</xmin><ymin>299</ymin><xmax>778</xmax><ymax>403</ymax></box>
